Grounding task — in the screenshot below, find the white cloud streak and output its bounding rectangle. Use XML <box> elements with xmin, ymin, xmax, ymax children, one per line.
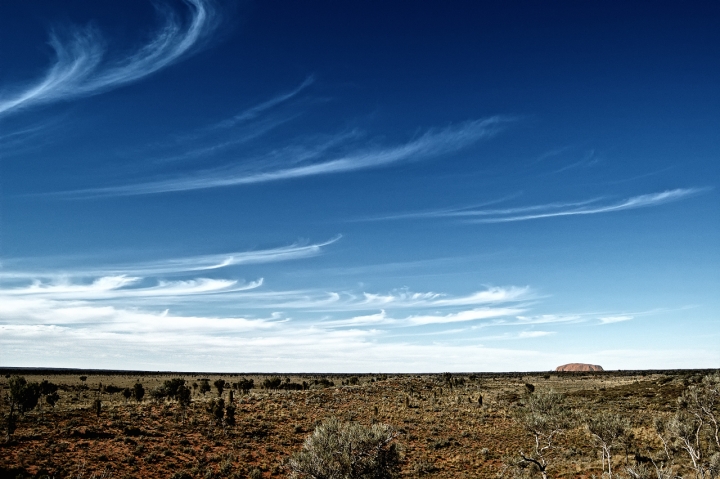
<box><xmin>124</xmin><ymin>237</ymin><xmax>341</xmax><ymax>275</ymax></box>
<box><xmin>322</xmin><ymin>307</ymin><xmax>525</xmax><ymax>328</ymax></box>
<box><xmin>210</xmin><ymin>285</ymin><xmax>529</xmax><ymax>312</ymax></box>
<box><xmin>63</xmin><ymin>117</ymin><xmax>508</xmax><ymax>197</ymax></box>
<box><xmin>0</xmin><ymin>237</ymin><xmax>339</xmax><ymax>279</ymax></box>
<box><xmin>468</xmin><ymin>189</ymin><xmax>705</xmax><ymax>223</ymax></box>
<box><xmin>0</xmin><ymin>0</ymin><xmax>217</xmax><ymax>118</ymax></box>
<box><xmin>0</xmin><ymin>297</ymin><xmax>277</xmax><ymax>334</ymax></box>
<box><xmin>209</xmin><ymin>76</ymin><xmax>315</xmax><ymax>130</ymax></box>
<box><xmin>143</xmin><ymin>77</ymin><xmax>317</xmax><ymax>164</ymax></box>
<box><xmin>406</xmin><ymin>308</ymin><xmax>525</xmax><ymax>325</ymax></box>
<box><xmin>599</xmin><ymin>315</ymin><xmax>633</xmax><ymax>324</ymax></box>
<box><xmin>1</xmin><ymin>276</ymin><xmax>262</xmax><ymax>300</ymax></box>
<box><xmin>368</xmin><ymin>188</ymin><xmax>707</xmax><ymax>224</ymax></box>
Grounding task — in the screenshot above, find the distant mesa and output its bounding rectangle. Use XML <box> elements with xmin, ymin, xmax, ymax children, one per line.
<box><xmin>555</xmin><ymin>363</ymin><xmax>604</xmax><ymax>372</ymax></box>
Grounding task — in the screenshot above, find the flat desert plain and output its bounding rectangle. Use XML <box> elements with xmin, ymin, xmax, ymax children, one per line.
<box><xmin>1</xmin><ymin>369</ymin><xmax>717</xmax><ymax>479</ymax></box>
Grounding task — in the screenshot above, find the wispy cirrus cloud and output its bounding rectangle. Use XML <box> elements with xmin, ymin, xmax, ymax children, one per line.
<box><xmin>141</xmin><ymin>77</ymin><xmax>317</xmax><ymax>164</ymax></box>
<box><xmin>0</xmin><ymin>237</ymin><xmax>340</xmax><ymax>279</ymax></box>
<box><xmin>305</xmin><ymin>307</ymin><xmax>526</xmax><ymax>328</ymax></box>
<box><xmin>365</xmin><ymin>188</ymin><xmax>707</xmax><ymax>224</ymax></box>
<box><xmin>61</xmin><ymin>117</ymin><xmax>509</xmax><ymax>197</ymax></box>
<box><xmin>466</xmin><ymin>188</ymin><xmax>706</xmax><ymax>223</ymax></box>
<box><xmin>211</xmin><ymin>285</ymin><xmax>530</xmax><ymax>312</ymax></box>
<box><xmin>406</xmin><ymin>307</ymin><xmax>525</xmax><ymax>326</ymax></box>
<box><xmin>598</xmin><ymin>315</ymin><xmax>633</xmax><ymax>324</ymax></box>
<box><xmin>208</xmin><ymin>76</ymin><xmax>316</xmax><ymax>131</ymax></box>
<box><xmin>1</xmin><ymin>276</ymin><xmax>262</xmax><ymax>300</ymax></box>
<box><xmin>466</xmin><ymin>330</ymin><xmax>555</xmax><ymax>341</ymax></box>
<box><xmin>0</xmin><ymin>297</ymin><xmax>278</xmax><ymax>334</ymax></box>
<box><xmin>122</xmin><ymin>236</ymin><xmax>341</xmax><ymax>275</ymax></box>
<box><xmin>0</xmin><ymin>0</ymin><xmax>217</xmax><ymax>118</ymax></box>
<box><xmin>359</xmin><ymin>286</ymin><xmax>529</xmax><ymax>307</ymax></box>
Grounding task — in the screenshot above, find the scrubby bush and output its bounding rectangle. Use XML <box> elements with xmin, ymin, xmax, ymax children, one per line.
<box><xmin>287</xmin><ymin>417</ymin><xmax>400</xmax><ymax>479</ymax></box>
<box><xmin>4</xmin><ymin>376</ymin><xmax>42</xmax><ymax>440</ymax></box>
<box><xmin>177</xmin><ymin>384</ymin><xmax>192</xmax><ymax>407</ymax></box>
<box><xmin>149</xmin><ymin>386</ymin><xmax>168</xmax><ymax>401</ymax></box>
<box><xmin>655</xmin><ymin>373</ymin><xmax>720</xmax><ymax>479</ymax></box>
<box><xmin>45</xmin><ymin>391</ymin><xmax>60</xmax><ymax>408</ymax></box>
<box><xmin>261</xmin><ymin>377</ymin><xmax>303</xmax><ymax>390</ymax></box>
<box><xmin>263</xmin><ymin>377</ymin><xmax>282</xmax><ymax>389</ymax></box>
<box><xmin>235</xmin><ymin>378</ymin><xmax>254</xmax><ymax>394</ymax></box>
<box><xmin>584</xmin><ymin>411</ymin><xmax>631</xmax><ymax>479</ymax></box>
<box><xmin>39</xmin><ymin>380</ymin><xmax>58</xmax><ymax>397</ymax></box>
<box><xmin>9</xmin><ymin>376</ymin><xmax>41</xmax><ymax>415</ymax></box>
<box><xmin>214</xmin><ymin>379</ymin><xmax>225</xmax><ymax>396</ymax></box>
<box><xmin>132</xmin><ymin>383</ymin><xmax>145</xmax><ymax>403</ymax></box>
<box><xmin>199</xmin><ymin>379</ymin><xmax>211</xmax><ymax>395</ymax></box>
<box><xmin>207</xmin><ymin>398</ymin><xmax>225</xmax><ymax>425</ymax></box>
<box><xmin>38</xmin><ymin>380</ymin><xmax>59</xmax><ymax>412</ymax></box>
<box><xmin>511</xmin><ymin>390</ymin><xmax>573</xmax><ymax>479</ymax></box>
<box><xmin>313</xmin><ymin>378</ymin><xmax>335</xmax><ymax>388</ymax></box>
<box><xmin>225</xmin><ymin>403</ymin><xmax>236</xmax><ymax>426</ymax></box>
<box><xmin>164</xmin><ymin>378</ymin><xmax>186</xmax><ymax>398</ymax></box>
<box><xmin>149</xmin><ymin>378</ymin><xmax>190</xmax><ymax>403</ymax></box>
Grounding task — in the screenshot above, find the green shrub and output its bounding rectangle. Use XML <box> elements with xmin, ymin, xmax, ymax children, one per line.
<box><xmin>287</xmin><ymin>417</ymin><xmax>400</xmax><ymax>479</ymax></box>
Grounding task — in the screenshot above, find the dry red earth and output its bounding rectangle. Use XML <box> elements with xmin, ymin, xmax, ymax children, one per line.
<box><xmin>0</xmin><ymin>369</ymin><xmax>711</xmax><ymax>479</ymax></box>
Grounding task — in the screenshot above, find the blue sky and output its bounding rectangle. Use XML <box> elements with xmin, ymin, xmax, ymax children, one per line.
<box><xmin>0</xmin><ymin>0</ymin><xmax>718</xmax><ymax>372</ymax></box>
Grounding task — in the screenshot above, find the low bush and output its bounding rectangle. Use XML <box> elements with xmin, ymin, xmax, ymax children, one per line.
<box><xmin>287</xmin><ymin>417</ymin><xmax>400</xmax><ymax>479</ymax></box>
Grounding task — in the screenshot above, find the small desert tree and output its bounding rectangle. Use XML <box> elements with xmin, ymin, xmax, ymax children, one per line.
<box><xmin>585</xmin><ymin>411</ymin><xmax>632</xmax><ymax>479</ymax></box>
<box><xmin>4</xmin><ymin>376</ymin><xmax>41</xmax><ymax>441</ymax></box>
<box><xmin>511</xmin><ymin>390</ymin><xmax>573</xmax><ymax>479</ymax></box>
<box><xmin>45</xmin><ymin>391</ymin><xmax>60</xmax><ymax>409</ymax></box>
<box><xmin>214</xmin><ymin>379</ymin><xmax>225</xmax><ymax>397</ymax></box>
<box><xmin>38</xmin><ymin>380</ymin><xmax>58</xmax><ymax>416</ymax></box>
<box><xmin>684</xmin><ymin>373</ymin><xmax>720</xmax><ymax>451</ymax></box>
<box><xmin>177</xmin><ymin>384</ymin><xmax>192</xmax><ymax>407</ymax></box>
<box><xmin>207</xmin><ymin>398</ymin><xmax>225</xmax><ymax>426</ymax></box>
<box><xmin>287</xmin><ymin>417</ymin><xmax>400</xmax><ymax>479</ymax></box>
<box><xmin>225</xmin><ymin>402</ymin><xmax>236</xmax><ymax>427</ymax></box>
<box><xmin>655</xmin><ymin>372</ymin><xmax>720</xmax><ymax>479</ymax></box>
<box><xmin>237</xmin><ymin>378</ymin><xmax>254</xmax><ymax>394</ymax></box>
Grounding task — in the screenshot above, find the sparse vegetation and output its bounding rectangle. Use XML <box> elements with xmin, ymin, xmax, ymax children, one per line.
<box><xmin>0</xmin><ymin>369</ymin><xmax>718</xmax><ymax>479</ymax></box>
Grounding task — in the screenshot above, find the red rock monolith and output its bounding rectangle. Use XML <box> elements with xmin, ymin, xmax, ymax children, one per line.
<box><xmin>555</xmin><ymin>363</ymin><xmax>604</xmax><ymax>372</ymax></box>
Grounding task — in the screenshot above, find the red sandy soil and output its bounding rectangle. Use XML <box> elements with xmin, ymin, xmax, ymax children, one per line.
<box><xmin>0</xmin><ymin>371</ymin><xmax>696</xmax><ymax>478</ymax></box>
